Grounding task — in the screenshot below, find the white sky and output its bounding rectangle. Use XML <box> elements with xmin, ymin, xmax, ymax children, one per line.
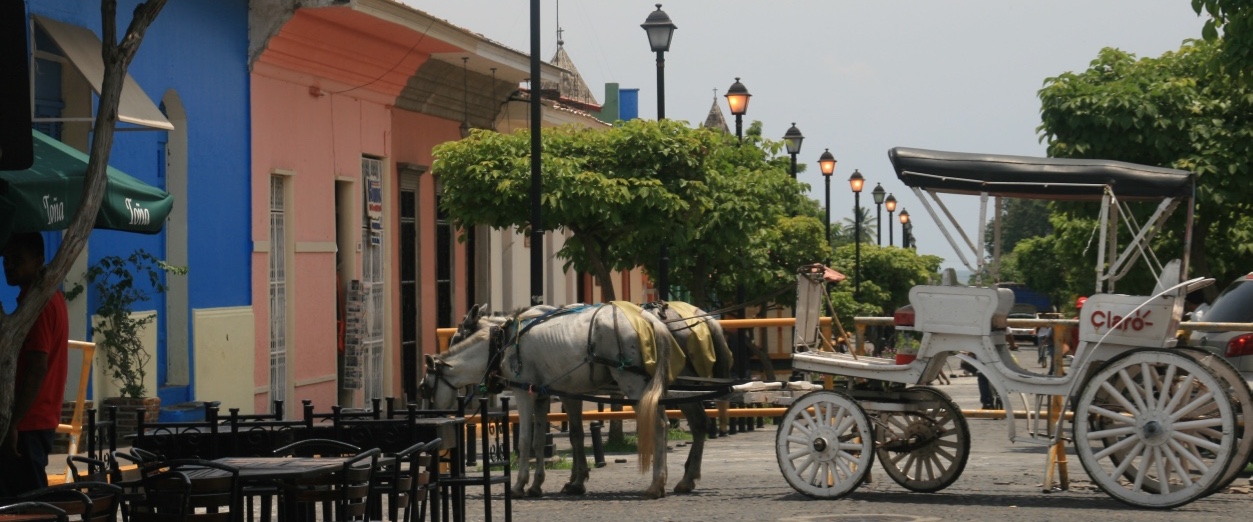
<box><xmin>405</xmin><ymin>0</ymin><xmax>1207</xmax><ymax>272</ymax></box>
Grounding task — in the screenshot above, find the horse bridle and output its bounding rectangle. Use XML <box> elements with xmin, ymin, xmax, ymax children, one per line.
<box><xmin>418</xmin><ymin>325</ymin><xmax>509</xmax><ymax>410</ymax></box>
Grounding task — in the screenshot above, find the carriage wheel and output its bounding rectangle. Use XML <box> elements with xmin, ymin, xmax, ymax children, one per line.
<box><xmin>1073</xmin><ymin>348</ymin><xmax>1237</xmax><ymax>509</ymax></box>
<box><xmin>874</xmin><ymin>386</ymin><xmax>970</xmax><ymax>492</ymax></box>
<box><xmin>776</xmin><ymin>390</ymin><xmax>875</xmax><ymax>499</ymax></box>
<box><xmin>1176</xmin><ymin>347</ymin><xmax>1253</xmax><ymax>495</ymax></box>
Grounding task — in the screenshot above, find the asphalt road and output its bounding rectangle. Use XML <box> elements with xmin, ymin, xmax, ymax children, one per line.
<box><xmin>475</xmin><ymin>372</ymin><xmax>1253</xmax><ymax>522</ymax></box>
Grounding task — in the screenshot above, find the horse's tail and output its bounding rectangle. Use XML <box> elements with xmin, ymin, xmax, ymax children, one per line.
<box><xmin>635</xmin><ymin>314</ymin><xmax>673</xmax><ymax>474</ymax></box>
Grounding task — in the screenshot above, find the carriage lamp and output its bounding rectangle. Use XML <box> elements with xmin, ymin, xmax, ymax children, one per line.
<box><xmin>783</xmin><ymin>123</ymin><xmax>804</xmax><ymax>180</ymax></box>
<box><xmin>885</xmin><ymin>194</ymin><xmax>897</xmax><ymax>246</ymax></box>
<box><xmin>643</xmin><ymin>3</ymin><xmax>676</xmax><ymax>301</ymax></box>
<box><xmin>725</xmin><ymin>78</ymin><xmax>751</xmax><ymax>144</ymax></box>
<box><xmin>819</xmin><ymin>149</ymin><xmax>837</xmax><ymax>255</ymax></box>
<box><xmin>849</xmin><ymin>169</ymin><xmax>865</xmax><ymax>299</ymax></box>
<box><xmin>872</xmin><ymin>183</ymin><xmax>886</xmax><ymax>246</ymax></box>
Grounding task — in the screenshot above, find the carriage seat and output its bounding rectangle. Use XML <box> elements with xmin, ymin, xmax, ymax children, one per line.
<box><xmin>908</xmin><ymin>285</ymin><xmax>1015</xmax><ymax>337</ymax></box>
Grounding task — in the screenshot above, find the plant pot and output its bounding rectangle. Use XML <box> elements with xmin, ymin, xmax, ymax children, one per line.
<box><xmin>102</xmin><ymin>396</ymin><xmax>160</xmax><ymax>440</ymax></box>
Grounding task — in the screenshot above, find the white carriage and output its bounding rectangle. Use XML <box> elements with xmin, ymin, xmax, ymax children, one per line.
<box><xmin>776</xmin><ymin>147</ymin><xmax>1252</xmax><ymax>509</ymax></box>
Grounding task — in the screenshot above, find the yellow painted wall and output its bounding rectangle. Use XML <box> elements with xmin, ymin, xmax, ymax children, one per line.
<box><xmin>193</xmin><ymin>306</ymin><xmax>256</xmax><ymax>414</ymax></box>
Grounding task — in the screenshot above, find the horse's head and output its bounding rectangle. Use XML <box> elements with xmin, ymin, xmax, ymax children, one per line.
<box><xmin>419</xmin><ymin>322</ymin><xmax>507</xmax><ymax>411</ymax></box>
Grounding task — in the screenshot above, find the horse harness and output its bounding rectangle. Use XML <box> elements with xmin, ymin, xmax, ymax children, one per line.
<box><xmin>500</xmin><ymin>303</ymin><xmax>655</xmax><ymax>399</ymax></box>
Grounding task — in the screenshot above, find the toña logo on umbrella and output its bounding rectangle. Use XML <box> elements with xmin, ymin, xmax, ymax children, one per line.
<box><xmin>1</xmin><ymin>129</ymin><xmax>173</xmax><ymax>244</ymax></box>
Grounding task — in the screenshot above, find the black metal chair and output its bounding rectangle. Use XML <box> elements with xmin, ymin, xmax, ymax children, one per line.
<box><xmin>27</xmin><ymin>481</ymin><xmax>124</xmax><ymax>522</ymax></box>
<box><xmin>274</xmin><ymin>446</ymin><xmax>380</xmax><ymax>521</ymax></box>
<box><xmin>132</xmin><ymin>459</ymin><xmax>240</xmax><ymax>522</ymax></box>
<box><xmin>439</xmin><ymin>397</ymin><xmax>511</xmax><ymax>522</ymax></box>
<box><xmin>369</xmin><ymin>438</ymin><xmax>442</xmax><ymax>522</ymax></box>
<box><xmin>111</xmin><ymin>448</ymin><xmax>160</xmax><ymax>522</ymax></box>
<box><xmin>66</xmin><ymin>455</ymin><xmax>110</xmax><ymax>483</ymax></box>
<box><xmin>3</xmin><ymin>485</ymin><xmax>90</xmax><ymax>522</ymax></box>
<box><xmin>0</xmin><ymin>501</ymin><xmax>69</xmax><ymax>522</ymax></box>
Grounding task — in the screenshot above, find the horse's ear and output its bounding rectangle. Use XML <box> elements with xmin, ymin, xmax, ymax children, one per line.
<box><xmin>462</xmin><ymin>304</ymin><xmax>483</xmax><ymax>329</ymax></box>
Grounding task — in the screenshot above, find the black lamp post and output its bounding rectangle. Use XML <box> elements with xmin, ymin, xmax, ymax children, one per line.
<box><xmin>884</xmin><ymin>193</ymin><xmax>897</xmax><ymax>246</ymax></box>
<box><xmin>900</xmin><ymin>209</ymin><xmax>911</xmax><ymax>250</ymax></box>
<box><xmin>725</xmin><ymin>78</ymin><xmax>751</xmax><ymax>144</ymax></box>
<box><xmin>642</xmin><ymin>3</ymin><xmax>676</xmax><ymax>300</ymax></box>
<box><xmin>818</xmin><ymin>149</ymin><xmax>837</xmax><ymax>256</ymax></box>
<box><xmin>783</xmin><ymin>123</ymin><xmax>803</xmax><ymax>179</ymax></box>
<box><xmin>849</xmin><ymin>169</ymin><xmax>865</xmax><ymax>299</ymax></box>
<box><xmin>871</xmin><ymin>183</ymin><xmax>885</xmax><ymax>246</ymax></box>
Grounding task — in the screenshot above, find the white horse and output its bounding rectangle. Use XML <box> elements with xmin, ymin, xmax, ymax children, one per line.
<box><xmin>421</xmin><ymin>303</ymin><xmax>675</xmax><ymax>499</ymax></box>
<box><xmin>435</xmin><ymin>302</ymin><xmax>733</xmax><ymax>495</ymax></box>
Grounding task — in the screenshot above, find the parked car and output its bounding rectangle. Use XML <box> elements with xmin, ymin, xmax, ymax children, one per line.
<box><xmin>1187</xmin><ymin>272</ymin><xmax>1253</xmax><ymax>387</ymax></box>
<box><xmin>1007</xmin><ymin>313</ymin><xmax>1037</xmax><ymax>345</ymax></box>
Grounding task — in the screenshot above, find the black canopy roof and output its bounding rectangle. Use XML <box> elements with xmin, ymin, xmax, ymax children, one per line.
<box><xmin>889</xmin><ymin>147</ymin><xmax>1193</xmax><ymax>201</ymax></box>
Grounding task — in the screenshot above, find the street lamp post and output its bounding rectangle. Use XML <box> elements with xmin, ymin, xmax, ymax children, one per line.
<box><xmin>884</xmin><ymin>193</ymin><xmax>897</xmax><ymax>246</ymax></box>
<box><xmin>642</xmin><ymin>4</ymin><xmax>676</xmax><ymax>300</ymax></box>
<box><xmin>849</xmin><ymin>169</ymin><xmax>865</xmax><ymax>299</ymax></box>
<box><xmin>899</xmin><ymin>209</ymin><xmax>911</xmax><ymax>250</ymax></box>
<box><xmin>725</xmin><ymin>77</ymin><xmax>751</xmax><ymax>392</ymax></box>
<box><xmin>725</xmin><ymin>78</ymin><xmax>751</xmax><ymax>145</ymax></box>
<box><xmin>871</xmin><ymin>183</ymin><xmax>885</xmax><ymax>246</ymax></box>
<box><xmin>818</xmin><ymin>149</ymin><xmax>837</xmax><ymax>257</ymax></box>
<box><xmin>783</xmin><ymin>123</ymin><xmax>803</xmax><ymax>179</ymax></box>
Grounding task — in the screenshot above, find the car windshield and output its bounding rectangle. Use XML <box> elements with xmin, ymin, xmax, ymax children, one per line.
<box><xmin>1202</xmin><ymin>279</ymin><xmax>1253</xmax><ymax>323</ymax></box>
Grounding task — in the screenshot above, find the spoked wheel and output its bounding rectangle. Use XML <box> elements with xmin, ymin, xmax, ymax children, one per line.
<box><xmin>1073</xmin><ymin>348</ymin><xmax>1237</xmax><ymax>509</ymax></box>
<box><xmin>873</xmin><ymin>386</ymin><xmax>970</xmax><ymax>492</ymax></box>
<box><xmin>1176</xmin><ymin>346</ymin><xmax>1253</xmax><ymax>495</ymax></box>
<box><xmin>776</xmin><ymin>390</ymin><xmax>875</xmax><ymax>499</ymax></box>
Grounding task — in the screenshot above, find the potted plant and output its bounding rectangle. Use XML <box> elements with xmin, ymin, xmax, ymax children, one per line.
<box><xmin>67</xmin><ymin>249</ymin><xmax>186</xmax><ymax>436</ymax></box>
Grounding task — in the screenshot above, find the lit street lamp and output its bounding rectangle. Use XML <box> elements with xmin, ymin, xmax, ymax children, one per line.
<box><xmin>725</xmin><ymin>77</ymin><xmax>751</xmax><ymax>391</ymax></box>
<box><xmin>818</xmin><ymin>149</ymin><xmax>837</xmax><ymax>256</ymax></box>
<box><xmin>849</xmin><ymin>169</ymin><xmax>865</xmax><ymax>299</ymax></box>
<box><xmin>871</xmin><ymin>182</ymin><xmax>885</xmax><ymax>246</ymax></box>
<box><xmin>725</xmin><ymin>78</ymin><xmax>751</xmax><ymax>144</ymax></box>
<box><xmin>899</xmin><ymin>209</ymin><xmax>912</xmax><ymax>250</ymax></box>
<box><xmin>642</xmin><ymin>3</ymin><xmax>676</xmax><ymax>300</ymax></box>
<box><xmin>884</xmin><ymin>193</ymin><xmax>897</xmax><ymax>246</ymax></box>
<box><xmin>783</xmin><ymin>123</ymin><xmax>803</xmax><ymax>179</ymax></box>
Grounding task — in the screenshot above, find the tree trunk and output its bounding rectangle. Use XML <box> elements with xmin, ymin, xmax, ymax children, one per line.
<box><xmin>0</xmin><ymin>0</ymin><xmax>167</xmax><ymax>438</ymax></box>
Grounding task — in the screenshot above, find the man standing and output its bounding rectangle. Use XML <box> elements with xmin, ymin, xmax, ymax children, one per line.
<box><xmin>1</xmin><ymin>232</ymin><xmax>68</xmax><ymax>495</ymax></box>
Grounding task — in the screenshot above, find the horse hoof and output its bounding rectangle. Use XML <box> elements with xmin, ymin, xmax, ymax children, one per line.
<box><xmin>673</xmin><ymin>482</ymin><xmax>694</xmax><ymax>494</ymax></box>
<box><xmin>643</xmin><ymin>488</ymin><xmax>666</xmax><ymax>500</ymax></box>
<box><xmin>562</xmin><ymin>483</ymin><xmax>586</xmax><ymax>495</ymax></box>
<box><xmin>511</xmin><ymin>487</ymin><xmax>526</xmax><ymax>498</ymax></box>
<box><xmin>526</xmin><ymin>487</ymin><xmax>544</xmax><ymax>498</ymax></box>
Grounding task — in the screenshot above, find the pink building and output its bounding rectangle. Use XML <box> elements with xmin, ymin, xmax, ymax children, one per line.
<box><xmin>246</xmin><ymin>0</ymin><xmax>614</xmax><ymax>413</ymax></box>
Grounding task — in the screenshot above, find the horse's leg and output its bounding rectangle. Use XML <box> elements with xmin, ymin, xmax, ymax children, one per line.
<box><xmin>525</xmin><ymin>395</ymin><xmax>550</xmax><ymax>497</ymax></box>
<box><xmin>673</xmin><ymin>402</ymin><xmax>707</xmax><ymax>494</ymax></box>
<box><xmin>560</xmin><ymin>398</ymin><xmax>589</xmax><ymax>495</ymax></box>
<box><xmin>511</xmin><ymin>393</ymin><xmax>536</xmax><ymax>497</ymax></box>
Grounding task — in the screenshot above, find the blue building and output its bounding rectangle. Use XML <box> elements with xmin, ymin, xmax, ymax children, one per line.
<box><xmin>9</xmin><ymin>0</ymin><xmax>252</xmax><ymax>408</ymax></box>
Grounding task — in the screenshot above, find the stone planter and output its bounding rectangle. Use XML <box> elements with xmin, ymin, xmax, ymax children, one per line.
<box><xmin>102</xmin><ymin>396</ymin><xmax>161</xmax><ymax>440</ymax></box>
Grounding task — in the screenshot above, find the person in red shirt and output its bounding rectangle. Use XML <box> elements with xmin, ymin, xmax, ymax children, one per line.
<box><xmin>1</xmin><ymin>232</ymin><xmax>69</xmax><ymax>496</ymax></box>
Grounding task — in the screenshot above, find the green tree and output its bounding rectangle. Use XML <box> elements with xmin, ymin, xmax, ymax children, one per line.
<box><xmin>984</xmin><ymin>198</ymin><xmax>1053</xmax><ymax>256</ymax></box>
<box><xmin>827</xmin><ymin>243</ymin><xmax>943</xmax><ymax>326</ymax></box>
<box><xmin>1037</xmin><ymin>40</ymin><xmax>1253</xmax><ymax>295</ymax></box>
<box><xmin>0</xmin><ymin>0</ymin><xmax>167</xmax><ymax>438</ymax></box>
<box><xmin>1193</xmin><ymin>0</ymin><xmax>1253</xmax><ymax>79</ymax></box>
<box><xmin>431</xmin><ymin>118</ymin><xmax>828</xmax><ymax>308</ymax></box>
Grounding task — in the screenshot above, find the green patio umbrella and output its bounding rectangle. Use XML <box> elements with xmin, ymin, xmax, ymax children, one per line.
<box><xmin>0</xmin><ymin>129</ymin><xmax>173</xmax><ymax>244</ymax></box>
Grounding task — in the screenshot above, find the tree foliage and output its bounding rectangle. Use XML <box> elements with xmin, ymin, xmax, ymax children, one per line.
<box><xmin>1037</xmin><ymin>40</ymin><xmax>1253</xmax><ymax>296</ymax></box>
<box><xmin>431</xmin><ymin>118</ymin><xmax>829</xmax><ymax>308</ymax></box>
<box><xmin>1193</xmin><ymin>0</ymin><xmax>1253</xmax><ymax>80</ymax></box>
<box><xmin>984</xmin><ymin>198</ymin><xmax>1053</xmax><ymax>256</ymax></box>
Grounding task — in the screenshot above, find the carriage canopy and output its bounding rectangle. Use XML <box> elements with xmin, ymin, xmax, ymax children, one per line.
<box><xmin>889</xmin><ymin>147</ymin><xmax>1194</xmax><ymax>201</ymax></box>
